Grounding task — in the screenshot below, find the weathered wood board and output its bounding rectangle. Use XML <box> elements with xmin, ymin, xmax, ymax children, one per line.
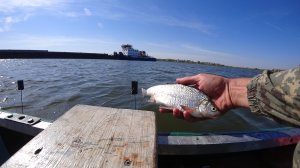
<box><xmin>1</xmin><ymin>105</ymin><xmax>156</xmax><ymax>168</ymax></box>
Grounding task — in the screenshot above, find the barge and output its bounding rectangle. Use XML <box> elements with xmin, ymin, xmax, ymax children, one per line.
<box><xmin>0</xmin><ymin>50</ymin><xmax>113</xmax><ymax>59</ymax></box>
<box><xmin>0</xmin><ymin>45</ymin><xmax>156</xmax><ymax>61</ymax></box>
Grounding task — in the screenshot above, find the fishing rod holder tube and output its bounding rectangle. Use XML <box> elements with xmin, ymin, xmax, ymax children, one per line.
<box><xmin>17</xmin><ymin>80</ymin><xmax>24</xmax><ymax>113</ymax></box>
<box><xmin>131</xmin><ymin>81</ymin><xmax>138</xmax><ymax>95</ymax></box>
<box><xmin>17</xmin><ymin>80</ymin><xmax>24</xmax><ymax>90</ymax></box>
<box><xmin>131</xmin><ymin>81</ymin><xmax>138</xmax><ymax>109</ymax></box>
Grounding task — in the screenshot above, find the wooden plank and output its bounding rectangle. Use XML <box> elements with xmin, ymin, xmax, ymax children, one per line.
<box><xmin>1</xmin><ymin>105</ymin><xmax>156</xmax><ymax>168</ymax></box>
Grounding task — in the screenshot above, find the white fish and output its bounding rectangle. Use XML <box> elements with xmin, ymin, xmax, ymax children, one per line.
<box><xmin>142</xmin><ymin>84</ymin><xmax>221</xmax><ymax>118</ymax></box>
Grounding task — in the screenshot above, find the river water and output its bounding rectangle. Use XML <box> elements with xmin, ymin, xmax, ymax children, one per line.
<box><xmin>0</xmin><ymin>59</ymin><xmax>286</xmax><ymax>133</ymax></box>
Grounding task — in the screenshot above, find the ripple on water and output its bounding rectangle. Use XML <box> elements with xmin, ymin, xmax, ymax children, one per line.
<box><xmin>0</xmin><ymin>59</ymin><xmax>278</xmax><ymax>132</ymax></box>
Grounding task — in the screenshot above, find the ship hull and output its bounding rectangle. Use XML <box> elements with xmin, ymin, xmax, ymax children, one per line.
<box><xmin>116</xmin><ymin>55</ymin><xmax>157</xmax><ymax>61</ymax></box>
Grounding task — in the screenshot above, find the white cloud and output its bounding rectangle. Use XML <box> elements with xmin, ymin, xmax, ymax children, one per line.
<box><xmin>75</xmin><ymin>1</ymin><xmax>214</xmax><ymax>33</ymax></box>
<box><xmin>0</xmin><ymin>0</ymin><xmax>65</xmax><ymax>13</ymax></box>
<box><xmin>145</xmin><ymin>42</ymin><xmax>172</xmax><ymax>49</ymax></box>
<box><xmin>59</xmin><ymin>8</ymin><xmax>93</xmax><ymax>18</ymax></box>
<box><xmin>4</xmin><ymin>17</ymin><xmax>13</xmax><ymax>23</ymax></box>
<box><xmin>0</xmin><ymin>0</ymin><xmax>214</xmax><ymax>34</ymax></box>
<box><xmin>265</xmin><ymin>22</ymin><xmax>284</xmax><ymax>32</ymax></box>
<box><xmin>0</xmin><ymin>0</ymin><xmax>70</xmax><ymax>32</ymax></box>
<box><xmin>181</xmin><ymin>44</ymin><xmax>234</xmax><ymax>58</ymax></box>
<box><xmin>142</xmin><ymin>42</ymin><xmax>240</xmax><ymax>66</ymax></box>
<box><xmin>64</xmin><ymin>12</ymin><xmax>79</xmax><ymax>17</ymax></box>
<box><xmin>153</xmin><ymin>16</ymin><xmax>214</xmax><ymax>34</ymax></box>
<box><xmin>94</xmin><ymin>1</ymin><xmax>214</xmax><ymax>34</ymax></box>
<box><xmin>0</xmin><ymin>16</ymin><xmax>21</xmax><ymax>32</ymax></box>
<box><xmin>0</xmin><ymin>35</ymin><xmax>119</xmax><ymax>53</ymax></box>
<box><xmin>146</xmin><ymin>42</ymin><xmax>234</xmax><ymax>60</ymax></box>
<box><xmin>84</xmin><ymin>8</ymin><xmax>92</xmax><ymax>16</ymax></box>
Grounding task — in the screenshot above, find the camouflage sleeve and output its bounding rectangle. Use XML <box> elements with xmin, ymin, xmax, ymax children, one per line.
<box><xmin>247</xmin><ymin>66</ymin><xmax>300</xmax><ymax>126</ymax></box>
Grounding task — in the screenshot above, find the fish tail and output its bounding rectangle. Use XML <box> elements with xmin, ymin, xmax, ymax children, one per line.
<box><xmin>141</xmin><ymin>88</ymin><xmax>147</xmax><ymax>96</ymax></box>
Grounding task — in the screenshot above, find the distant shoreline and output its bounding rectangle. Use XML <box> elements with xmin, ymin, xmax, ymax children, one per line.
<box><xmin>158</xmin><ymin>58</ymin><xmax>274</xmax><ymax>71</ymax></box>
<box><xmin>0</xmin><ymin>49</ymin><xmax>282</xmax><ymax>71</ymax></box>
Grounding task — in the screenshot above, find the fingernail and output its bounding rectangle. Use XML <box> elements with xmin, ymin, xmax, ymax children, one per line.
<box><xmin>183</xmin><ymin>111</ymin><xmax>191</xmax><ymax>119</ymax></box>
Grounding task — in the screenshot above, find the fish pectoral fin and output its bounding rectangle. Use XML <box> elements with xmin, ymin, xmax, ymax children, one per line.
<box><xmin>180</xmin><ymin>105</ymin><xmax>196</xmax><ymax>113</ymax></box>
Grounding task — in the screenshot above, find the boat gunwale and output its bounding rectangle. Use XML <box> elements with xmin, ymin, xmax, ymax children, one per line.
<box><xmin>1</xmin><ymin>110</ymin><xmax>300</xmax><ymax>155</ymax></box>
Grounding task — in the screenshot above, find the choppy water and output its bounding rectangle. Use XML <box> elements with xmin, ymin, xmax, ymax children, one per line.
<box><xmin>0</xmin><ymin>59</ymin><xmax>286</xmax><ymax>133</ymax></box>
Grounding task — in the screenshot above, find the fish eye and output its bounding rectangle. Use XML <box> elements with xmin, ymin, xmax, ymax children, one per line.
<box><xmin>210</xmin><ymin>106</ymin><xmax>217</xmax><ymax>112</ymax></box>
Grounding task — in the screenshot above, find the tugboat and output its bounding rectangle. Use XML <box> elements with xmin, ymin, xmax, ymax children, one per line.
<box><xmin>113</xmin><ymin>44</ymin><xmax>156</xmax><ymax>61</ymax></box>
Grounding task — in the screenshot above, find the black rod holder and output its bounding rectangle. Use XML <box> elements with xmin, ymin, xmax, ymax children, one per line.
<box><xmin>17</xmin><ymin>80</ymin><xmax>24</xmax><ymax>113</ymax></box>
<box><xmin>131</xmin><ymin>81</ymin><xmax>138</xmax><ymax>109</ymax></box>
<box><xmin>17</xmin><ymin>80</ymin><xmax>24</xmax><ymax>90</ymax></box>
<box><xmin>131</xmin><ymin>81</ymin><xmax>138</xmax><ymax>95</ymax></box>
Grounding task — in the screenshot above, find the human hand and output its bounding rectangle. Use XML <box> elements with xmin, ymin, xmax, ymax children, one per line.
<box><xmin>159</xmin><ymin>74</ymin><xmax>251</xmax><ymax>122</ymax></box>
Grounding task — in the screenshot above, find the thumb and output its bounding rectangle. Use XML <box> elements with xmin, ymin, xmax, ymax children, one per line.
<box><xmin>176</xmin><ymin>76</ymin><xmax>199</xmax><ymax>85</ymax></box>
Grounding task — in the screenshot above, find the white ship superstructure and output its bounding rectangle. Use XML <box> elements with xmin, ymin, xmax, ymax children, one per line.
<box><xmin>121</xmin><ymin>44</ymin><xmax>147</xmax><ymax>58</ymax></box>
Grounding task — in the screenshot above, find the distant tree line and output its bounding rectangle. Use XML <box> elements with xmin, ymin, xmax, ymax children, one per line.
<box><xmin>158</xmin><ymin>58</ymin><xmax>265</xmax><ymax>71</ymax></box>
<box><xmin>158</xmin><ymin>58</ymin><xmax>224</xmax><ymax>66</ymax></box>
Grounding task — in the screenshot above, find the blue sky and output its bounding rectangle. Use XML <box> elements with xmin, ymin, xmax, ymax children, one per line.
<box><xmin>0</xmin><ymin>0</ymin><xmax>299</xmax><ymax>69</ymax></box>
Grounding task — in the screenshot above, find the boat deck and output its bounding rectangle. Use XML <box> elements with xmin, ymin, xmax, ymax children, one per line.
<box><xmin>1</xmin><ymin>105</ymin><xmax>156</xmax><ymax>168</ymax></box>
<box><xmin>1</xmin><ymin>105</ymin><xmax>300</xmax><ymax>167</ymax></box>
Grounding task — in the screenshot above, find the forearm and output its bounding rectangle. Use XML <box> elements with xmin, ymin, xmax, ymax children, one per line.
<box><xmin>247</xmin><ymin>67</ymin><xmax>300</xmax><ymax>126</ymax></box>
<box><xmin>228</xmin><ymin>78</ymin><xmax>251</xmax><ymax>108</ymax></box>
